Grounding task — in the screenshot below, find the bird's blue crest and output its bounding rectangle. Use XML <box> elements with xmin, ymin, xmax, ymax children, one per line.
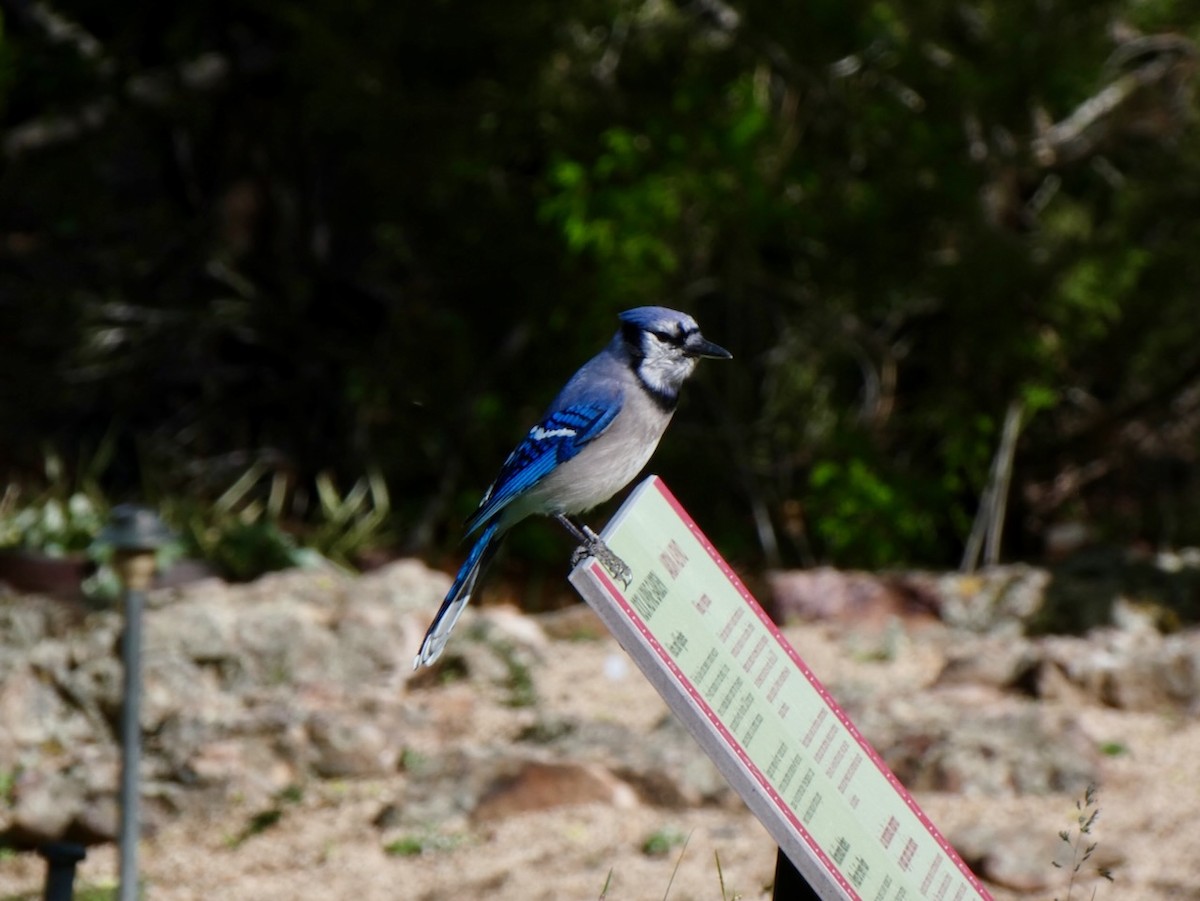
<box><xmin>618</xmin><ymin>306</ymin><xmax>699</xmax><ymax>334</ymax></box>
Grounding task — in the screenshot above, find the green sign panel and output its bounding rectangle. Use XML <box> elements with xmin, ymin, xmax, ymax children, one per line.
<box><xmin>569</xmin><ymin>476</ymin><xmax>992</xmax><ymax>901</ymax></box>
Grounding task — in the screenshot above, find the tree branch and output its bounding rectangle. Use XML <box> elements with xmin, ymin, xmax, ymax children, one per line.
<box><xmin>4</xmin><ymin>53</ymin><xmax>232</xmax><ymax>160</ymax></box>
<box><xmin>1032</xmin><ymin>35</ymin><xmax>1198</xmax><ymax>166</ymax></box>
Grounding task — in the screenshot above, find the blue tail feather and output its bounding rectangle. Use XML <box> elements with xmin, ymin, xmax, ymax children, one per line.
<box><xmin>413</xmin><ymin>521</ymin><xmax>502</xmax><ymax>668</ymax></box>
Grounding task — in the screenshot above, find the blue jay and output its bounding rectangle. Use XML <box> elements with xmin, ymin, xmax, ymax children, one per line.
<box><xmin>414</xmin><ymin>306</ymin><xmax>731</xmax><ymax>667</ymax></box>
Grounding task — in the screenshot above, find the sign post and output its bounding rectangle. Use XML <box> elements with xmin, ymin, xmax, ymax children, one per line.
<box><xmin>569</xmin><ymin>476</ymin><xmax>992</xmax><ymax>901</ymax></box>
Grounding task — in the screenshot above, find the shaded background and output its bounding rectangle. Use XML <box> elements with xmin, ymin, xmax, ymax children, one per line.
<box><xmin>2</xmin><ymin>0</ymin><xmax>1199</xmax><ymax>584</ymax></box>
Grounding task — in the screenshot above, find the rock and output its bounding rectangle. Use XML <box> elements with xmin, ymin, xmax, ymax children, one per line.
<box><xmin>768</xmin><ymin>568</ymin><xmax>938</xmax><ymax>627</ymax></box>
<box><xmin>933</xmin><ymin>600</ymin><xmax>1200</xmax><ymax>711</ymax></box>
<box><xmin>306</xmin><ymin>711</ymin><xmax>397</xmax><ymax>778</ymax></box>
<box><xmin>0</xmin><ymin>559</ymin><xmax>458</xmax><ymax>846</ymax></box>
<box><xmin>394</xmin><ymin>746</ymin><xmax>502</xmax><ymax>825</ymax></box>
<box><xmin>328</xmin><ymin>591</ymin><xmax>428</xmax><ymax>683</ymax></box>
<box><xmin>516</xmin><ymin>713</ymin><xmax>732</xmax><ymax>809</ymax></box>
<box><xmin>1030</xmin><ymin>546</ymin><xmax>1200</xmax><ymax>635</ymax></box>
<box><xmin>72</xmin><ymin>795</ymin><xmax>119</xmax><ymax>843</ymax></box>
<box><xmin>57</xmin><ymin>654</ymin><xmax>123</xmax><ymax>721</ymax></box>
<box><xmin>1156</xmin><ymin>632</ymin><xmax>1200</xmax><ymax>706</ymax></box>
<box><xmin>146</xmin><ymin>597</ymin><xmax>232</xmax><ymax>664</ymax></box>
<box><xmin>861</xmin><ymin>692</ymin><xmax>1099</xmax><ymax>796</ymax></box>
<box><xmin>932</xmin><ymin>565</ymin><xmax>1051</xmax><ymax>633</ymax></box>
<box><xmin>66</xmin><ymin>613</ymin><xmax>121</xmax><ymax>666</ymax></box>
<box><xmin>1036</xmin><ymin>628</ymin><xmax>1200</xmax><ymax>711</ymax></box>
<box><xmin>935</xmin><ymin>635</ymin><xmax>1039</xmax><ymax>690</ymax></box>
<box><xmin>536</xmin><ymin>603</ymin><xmax>608</xmax><ymax>641</ymax></box>
<box><xmin>184</xmin><ymin>736</ymin><xmax>297</xmax><ymax>799</ymax></box>
<box><xmin>355</xmin><ymin>559</ymin><xmax>452</xmax><ymax>616</ymax></box>
<box><xmin>11</xmin><ymin>770</ymin><xmax>84</xmax><ymax>843</ymax></box>
<box><xmin>141</xmin><ymin>651</ymin><xmax>210</xmax><ymax>732</ymax></box>
<box><xmin>244</xmin><ymin>566</ymin><xmax>353</xmax><ymax>613</ymax></box>
<box><xmin>472</xmin><ymin>760</ymin><xmax>637</xmax><ymax>821</ymax></box>
<box><xmin>951</xmin><ymin>820</ymin><xmax>1059</xmax><ymax>892</ymax></box>
<box><xmin>231</xmin><ymin>598</ymin><xmax>340</xmax><ymax>688</ymax></box>
<box><xmin>768</xmin><ymin>564</ymin><xmax>1057</xmax><ymax>633</ymax></box>
<box><xmin>1025</xmin><ymin>655</ymin><xmax>1092</xmax><ymax>705</ymax></box>
<box><xmin>25</xmin><ymin>637</ymin><xmax>72</xmax><ymax>683</ymax></box>
<box><xmin>474</xmin><ymin>605</ymin><xmax>550</xmax><ymax>658</ymax></box>
<box><xmin>0</xmin><ymin>665</ymin><xmax>77</xmax><ymax>748</ymax></box>
<box><xmin>0</xmin><ymin>595</ymin><xmax>70</xmax><ymax>649</ymax></box>
<box><xmin>372</xmin><ymin>802</ymin><xmax>404</xmax><ymax>831</ymax></box>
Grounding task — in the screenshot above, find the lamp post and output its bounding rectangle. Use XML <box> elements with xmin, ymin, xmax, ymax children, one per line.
<box><xmin>99</xmin><ymin>505</ymin><xmax>173</xmax><ymax>901</ymax></box>
<box><xmin>38</xmin><ymin>841</ymin><xmax>87</xmax><ymax>901</ymax></box>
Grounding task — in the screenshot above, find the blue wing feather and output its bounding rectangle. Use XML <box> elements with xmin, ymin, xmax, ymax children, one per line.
<box><xmin>464</xmin><ymin>397</ymin><xmax>621</xmax><ymax>535</ymax></box>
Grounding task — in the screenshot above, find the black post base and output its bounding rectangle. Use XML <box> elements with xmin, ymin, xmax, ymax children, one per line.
<box><xmin>38</xmin><ymin>842</ymin><xmax>87</xmax><ymax>901</ymax></box>
<box><xmin>773</xmin><ymin>847</ymin><xmax>823</xmax><ymax>900</ymax></box>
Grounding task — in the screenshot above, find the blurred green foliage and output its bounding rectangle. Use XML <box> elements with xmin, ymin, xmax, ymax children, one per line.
<box><xmin>2</xmin><ymin>0</ymin><xmax>1200</xmax><ymax>572</ymax></box>
<box><xmin>0</xmin><ymin>449</ymin><xmax>110</xmax><ymax>555</ymax></box>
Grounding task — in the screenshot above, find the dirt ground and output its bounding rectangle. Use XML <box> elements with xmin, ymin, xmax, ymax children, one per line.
<box><xmin>2</xmin><ymin>620</ymin><xmax>1197</xmax><ymax>900</ymax></box>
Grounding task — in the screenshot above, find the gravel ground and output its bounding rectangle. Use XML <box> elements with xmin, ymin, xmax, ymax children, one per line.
<box><xmin>2</xmin><ymin>617</ymin><xmax>1197</xmax><ymax>900</ymax></box>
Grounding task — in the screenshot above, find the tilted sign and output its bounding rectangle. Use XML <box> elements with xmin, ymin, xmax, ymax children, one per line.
<box><xmin>569</xmin><ymin>476</ymin><xmax>993</xmax><ymax>901</ymax></box>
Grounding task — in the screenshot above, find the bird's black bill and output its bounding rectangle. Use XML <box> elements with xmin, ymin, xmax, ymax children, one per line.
<box><xmin>685</xmin><ymin>333</ymin><xmax>732</xmax><ymax>359</ymax></box>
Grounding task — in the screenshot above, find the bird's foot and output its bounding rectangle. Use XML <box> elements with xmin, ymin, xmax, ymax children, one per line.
<box><xmin>570</xmin><ymin>525</ymin><xmax>633</xmax><ymax>589</ymax></box>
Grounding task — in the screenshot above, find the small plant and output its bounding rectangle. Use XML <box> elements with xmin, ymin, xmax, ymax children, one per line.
<box><xmin>714</xmin><ymin>851</ymin><xmax>743</xmax><ymax>901</ymax></box>
<box><xmin>308</xmin><ymin>469</ymin><xmax>393</xmax><ymax>567</ymax></box>
<box><xmin>489</xmin><ymin>640</ymin><xmax>537</xmax><ymax>708</ymax></box>
<box><xmin>641</xmin><ymin>827</ymin><xmax>687</xmax><ymax>858</ymax></box>
<box><xmin>225</xmin><ymin>784</ymin><xmax>304</xmax><ymax>848</ymax></box>
<box><xmin>227</xmin><ymin>808</ymin><xmax>283</xmax><ymax>848</ymax></box>
<box><xmin>604</xmin><ymin>835</ymin><xmax>736</xmax><ymax>901</ymax></box>
<box><xmin>0</xmin><ymin>767</ymin><xmax>19</xmax><ymax>805</ymax></box>
<box><xmin>0</xmin><ymin>488</ymin><xmax>106</xmax><ymax>556</ymax></box>
<box><xmin>165</xmin><ymin>462</ymin><xmax>392</xmax><ymax>581</ymax></box>
<box><xmin>383</xmin><ymin>835</ymin><xmax>427</xmax><ymax>857</ymax></box>
<box><xmin>2</xmin><ymin>435</ymin><xmax>120</xmax><ymax>543</ymax></box>
<box><xmin>660</xmin><ymin>829</ymin><xmax>692</xmax><ymax>900</ymax></box>
<box><xmin>399</xmin><ymin>747</ymin><xmax>432</xmax><ymax>775</ymax></box>
<box><xmin>75</xmin><ymin>885</ymin><xmax>117</xmax><ymax>901</ymax></box>
<box><xmin>1051</xmin><ymin>783</ymin><xmax>1115</xmax><ymax>900</ymax></box>
<box><xmin>276</xmin><ymin>783</ymin><xmax>304</xmax><ymax>804</ymax></box>
<box><xmin>0</xmin><ymin>448</ymin><xmax>111</xmax><ymax>557</ymax></box>
<box><xmin>0</xmin><ymin>450</ymin><xmax>134</xmax><ymax>601</ymax></box>
<box><xmin>598</xmin><ymin>868</ymin><xmax>614</xmax><ymax>900</ymax></box>
<box><xmin>383</xmin><ymin>829</ymin><xmax>464</xmax><ymax>857</ymax></box>
<box><xmin>195</xmin><ymin>519</ymin><xmax>303</xmax><ymax>582</ymax></box>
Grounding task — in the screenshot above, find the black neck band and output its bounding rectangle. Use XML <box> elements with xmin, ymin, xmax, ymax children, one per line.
<box><xmin>636</xmin><ymin>368</ymin><xmax>679</xmax><ymax>413</ymax></box>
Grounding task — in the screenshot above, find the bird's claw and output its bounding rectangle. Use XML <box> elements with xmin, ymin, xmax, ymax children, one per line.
<box><xmin>571</xmin><ymin>527</ymin><xmax>633</xmax><ymax>589</ymax></box>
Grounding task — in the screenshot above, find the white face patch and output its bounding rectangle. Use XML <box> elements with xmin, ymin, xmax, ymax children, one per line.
<box><xmin>636</xmin><ymin>332</ymin><xmax>698</xmax><ymax>397</ymax></box>
<box><xmin>531</xmin><ymin>425</ymin><xmax>577</xmax><ymax>441</ymax></box>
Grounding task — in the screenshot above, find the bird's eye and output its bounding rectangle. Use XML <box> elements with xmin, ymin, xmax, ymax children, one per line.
<box><xmin>651</xmin><ymin>329</ymin><xmax>681</xmax><ymax>344</ymax></box>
